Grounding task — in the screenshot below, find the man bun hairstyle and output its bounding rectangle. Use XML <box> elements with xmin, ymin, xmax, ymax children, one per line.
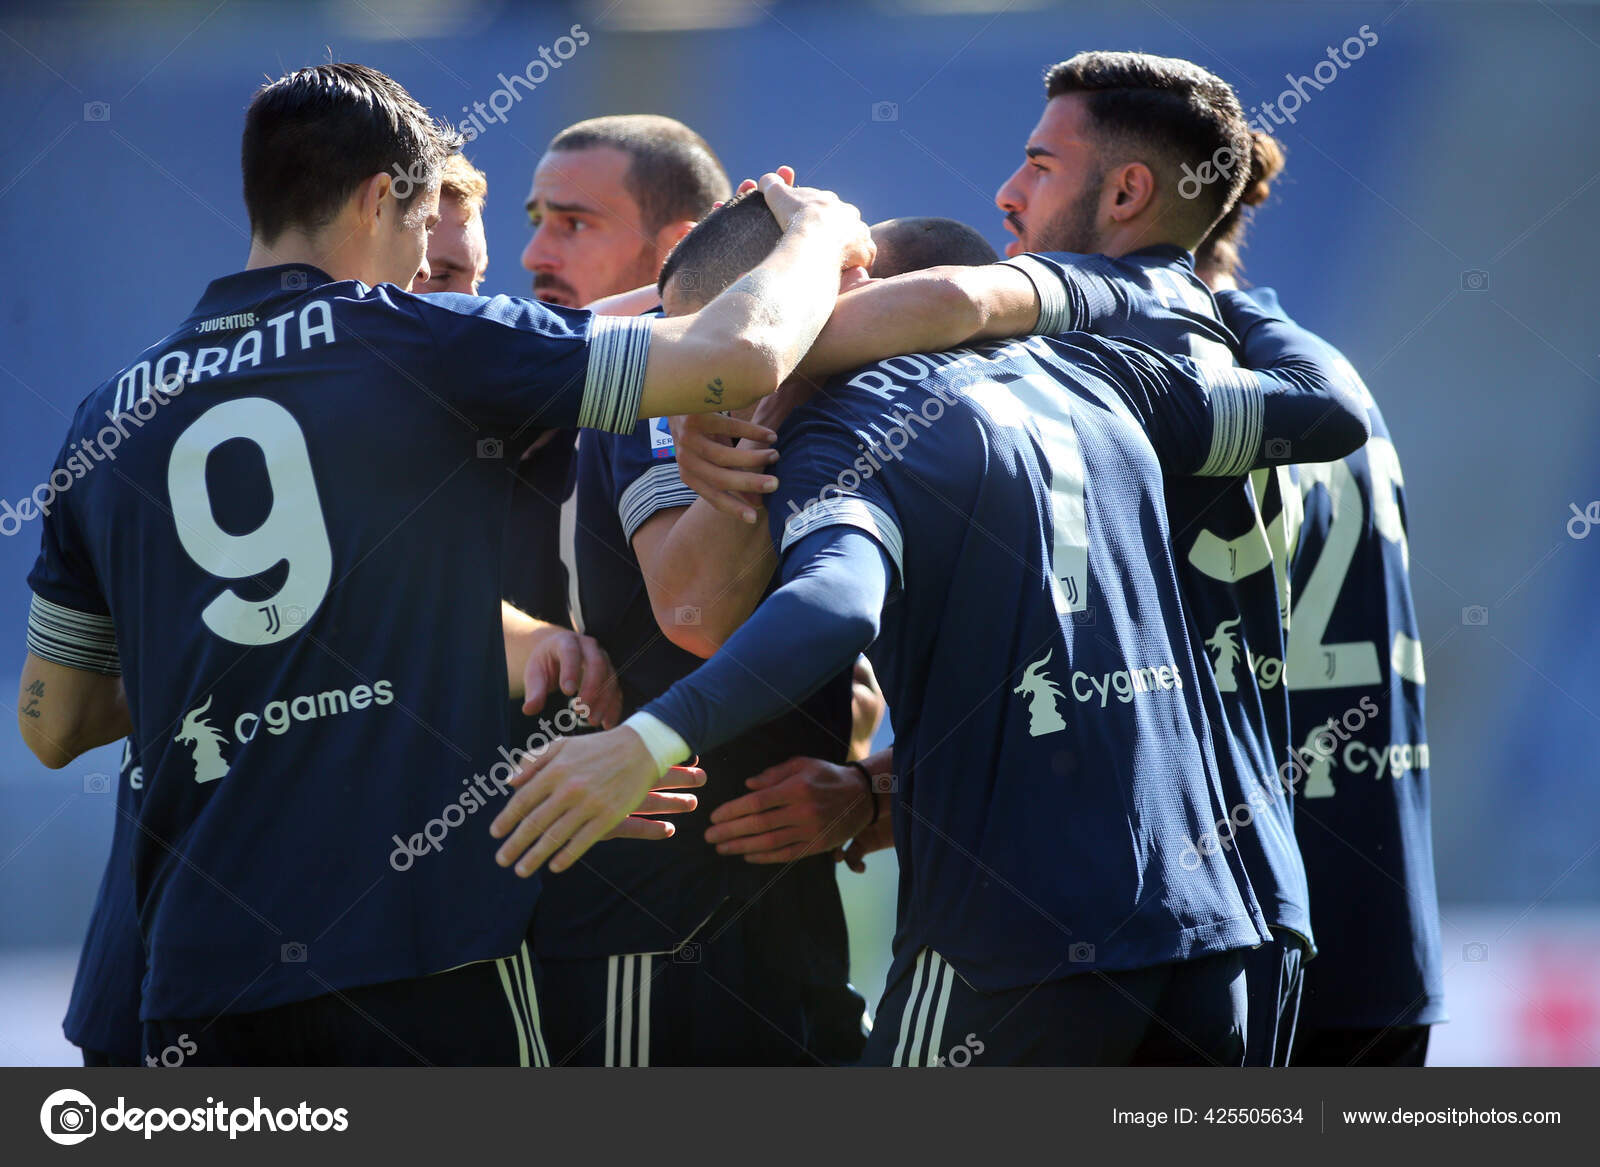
<box><xmin>1044</xmin><ymin>50</ymin><xmax>1253</xmax><ymax>239</ymax></box>
<box><xmin>242</xmin><ymin>62</ymin><xmax>463</xmax><ymax>244</ymax></box>
<box><xmin>1195</xmin><ymin>130</ymin><xmax>1286</xmax><ymax>281</ymax></box>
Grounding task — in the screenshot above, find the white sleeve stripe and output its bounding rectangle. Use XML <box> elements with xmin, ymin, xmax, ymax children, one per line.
<box><xmin>1001</xmin><ymin>255</ymin><xmax>1071</xmax><ymax>336</ymax></box>
<box><xmin>780</xmin><ymin>496</ymin><xmax>904</xmax><ymax>582</ymax></box>
<box><xmin>619</xmin><ymin>462</ymin><xmax>698</xmax><ymax>542</ymax></box>
<box><xmin>27</xmin><ymin>593</ymin><xmax>121</xmax><ymax>675</ymax></box>
<box><xmin>1197</xmin><ymin>369</ymin><xmax>1265</xmax><ymax>478</ymax></box>
<box><xmin>580</xmin><ymin>316</ymin><xmax>652</xmax><ymax>435</ymax></box>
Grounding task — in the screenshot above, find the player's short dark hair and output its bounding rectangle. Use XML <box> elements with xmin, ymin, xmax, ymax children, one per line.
<box><xmin>1045</xmin><ymin>51</ymin><xmax>1252</xmax><ymax>236</ymax></box>
<box><xmin>656</xmin><ymin>190</ymin><xmax>780</xmax><ymax>306</ymax></box>
<box><xmin>242</xmin><ymin>63</ymin><xmax>462</xmax><ymax>244</ymax></box>
<box><xmin>1194</xmin><ymin>130</ymin><xmax>1286</xmax><ymax>282</ymax></box>
<box><xmin>548</xmin><ymin>115</ymin><xmax>731</xmax><ymax>234</ymax></box>
<box><xmin>870</xmin><ymin>217</ymin><xmax>999</xmax><ymax>277</ymax></box>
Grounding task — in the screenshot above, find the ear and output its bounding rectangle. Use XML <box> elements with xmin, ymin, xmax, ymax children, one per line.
<box><xmin>654</xmin><ymin>219</ymin><xmax>695</xmax><ymax>263</ymax></box>
<box><xmin>1103</xmin><ymin>161</ymin><xmax>1157</xmax><ymax>223</ymax></box>
<box><xmin>354</xmin><ymin>173</ymin><xmax>387</xmax><ymax>230</ymax></box>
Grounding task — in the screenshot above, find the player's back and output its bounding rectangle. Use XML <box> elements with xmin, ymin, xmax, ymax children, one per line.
<box><xmin>1250</xmin><ymin>288</ymin><xmax>1444</xmax><ymax>1030</ymax></box>
<box><xmin>781</xmin><ymin>332</ymin><xmax>1269</xmax><ymax>992</ymax></box>
<box><xmin>28</xmin><ymin>263</ymin><xmax>626</xmax><ymax>1021</ymax></box>
<box><xmin>1009</xmin><ymin>250</ymin><xmax>1310</xmax><ymax>944</ymax></box>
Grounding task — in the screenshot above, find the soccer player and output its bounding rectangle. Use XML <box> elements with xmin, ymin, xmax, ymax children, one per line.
<box><xmin>488</xmin><ymin>192</ymin><xmax>1373</xmax><ymax>1065</ymax></box>
<box><xmin>520</xmin><ymin>122</ymin><xmax>862</xmax><ymax>1065</ymax></box>
<box><xmin>695</xmin><ymin>217</ymin><xmax>994</xmax><ymax>865</ymax></box>
<box><xmin>61</xmin><ymin>738</ymin><xmax>144</xmax><ymax>1066</ymax></box>
<box><xmin>411</xmin><ymin>153</ymin><xmax>490</xmax><ymax>296</ymax></box>
<box><xmin>1194</xmin><ymin>162</ymin><xmax>1446</xmax><ymax>1067</ymax></box>
<box><xmin>503</xmin><ymin>116</ymin><xmax>731</xmax><ymax>721</ymax></box>
<box><xmin>989</xmin><ymin>52</ymin><xmax>1315</xmax><ymax>1065</ymax></box>
<box><xmin>14</xmin><ymin>62</ymin><xmax>877</xmax><ymax>1065</ymax></box>
<box><xmin>522</xmin><ymin>115</ymin><xmax>730</xmax><ymax>310</ymax></box>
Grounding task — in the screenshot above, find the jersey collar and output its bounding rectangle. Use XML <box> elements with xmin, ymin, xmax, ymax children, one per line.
<box><xmin>182</xmin><ymin>264</ymin><xmax>336</xmax><ymax>330</ymax></box>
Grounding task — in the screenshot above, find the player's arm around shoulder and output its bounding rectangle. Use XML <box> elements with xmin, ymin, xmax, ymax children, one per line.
<box><xmin>18</xmin><ymin>652</ymin><xmax>130</xmax><ymax>769</ymax></box>
<box><xmin>636</xmin><ymin>172</ymin><xmax>875</xmax><ymax>419</ymax></box>
<box><xmin>797</xmin><ymin>261</ymin><xmax>1044</xmax><ymax>380</ymax></box>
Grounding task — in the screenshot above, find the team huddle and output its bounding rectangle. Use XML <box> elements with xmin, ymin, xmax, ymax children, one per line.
<box><xmin>19</xmin><ymin>50</ymin><xmax>1444</xmax><ymax>1068</ymax></box>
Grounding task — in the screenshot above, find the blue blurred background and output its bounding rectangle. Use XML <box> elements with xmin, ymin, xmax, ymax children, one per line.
<box><xmin>2</xmin><ymin>0</ymin><xmax>1597</xmax><ymax>1065</ymax></box>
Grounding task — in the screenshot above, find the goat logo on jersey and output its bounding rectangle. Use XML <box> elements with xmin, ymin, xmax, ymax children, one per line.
<box><xmin>1206</xmin><ymin>617</ymin><xmax>1244</xmax><ymax>693</ymax></box>
<box><xmin>1299</xmin><ymin>725</ymin><xmax>1336</xmax><ymax>799</ymax></box>
<box><xmin>176</xmin><ymin>695</ymin><xmax>231</xmax><ymax>783</ymax></box>
<box><xmin>1014</xmin><ymin>650</ymin><xmax>1068</xmax><ymax>737</ymax></box>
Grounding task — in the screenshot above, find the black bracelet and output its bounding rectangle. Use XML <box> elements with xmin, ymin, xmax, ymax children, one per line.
<box><xmin>847</xmin><ymin>761</ymin><xmax>881</xmax><ymax>825</ymax></box>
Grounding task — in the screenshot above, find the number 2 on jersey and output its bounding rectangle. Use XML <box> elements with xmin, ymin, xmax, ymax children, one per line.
<box><xmin>167</xmin><ymin>397</ymin><xmax>333</xmax><ymax>646</ymax></box>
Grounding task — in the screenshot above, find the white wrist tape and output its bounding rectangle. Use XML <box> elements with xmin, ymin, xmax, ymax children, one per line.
<box><xmin>622</xmin><ymin>711</ymin><xmax>692</xmax><ymax>780</ymax></box>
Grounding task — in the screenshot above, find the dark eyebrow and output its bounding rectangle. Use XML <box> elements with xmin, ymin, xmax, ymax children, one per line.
<box><xmin>1024</xmin><ymin>146</ymin><xmax>1056</xmax><ymax>160</ymax></box>
<box><xmin>524</xmin><ymin>198</ymin><xmax>598</xmax><ymax>216</ymax></box>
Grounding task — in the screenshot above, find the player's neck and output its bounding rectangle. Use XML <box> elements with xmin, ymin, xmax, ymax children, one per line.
<box><xmin>1098</xmin><ymin>219</ymin><xmax>1198</xmax><ymax>261</ymax></box>
<box><xmin>244</xmin><ymin>230</ymin><xmax>361</xmax><ymax>284</ymax></box>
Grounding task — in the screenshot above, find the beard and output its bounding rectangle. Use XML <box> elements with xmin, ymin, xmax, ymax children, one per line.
<box><xmin>1030</xmin><ymin>171</ymin><xmax>1106</xmax><ymax>255</ymax></box>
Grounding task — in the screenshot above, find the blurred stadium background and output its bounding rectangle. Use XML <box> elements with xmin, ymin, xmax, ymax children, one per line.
<box><xmin>1</xmin><ymin>0</ymin><xmax>1596</xmax><ymax>1066</ymax></box>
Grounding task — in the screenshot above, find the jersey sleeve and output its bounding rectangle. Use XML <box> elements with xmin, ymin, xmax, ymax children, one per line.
<box><xmin>606</xmin><ymin>418</ymin><xmax>699</xmax><ymax>544</ymax></box>
<box><xmin>24</xmin><ymin>428</ymin><xmax>120</xmax><ymax>674</ymax></box>
<box><xmin>1002</xmin><ymin>252</ymin><xmax>1131</xmax><ymax>334</ymax></box>
<box><xmin>408</xmin><ymin>292</ymin><xmax>651</xmax><ymax>435</ymax></box>
<box><xmin>766</xmin><ymin>398</ymin><xmax>907</xmax><ymax>587</ymax></box>
<box><xmin>639</xmin><ymin>526</ymin><xmax>891</xmax><ymax>754</ymax></box>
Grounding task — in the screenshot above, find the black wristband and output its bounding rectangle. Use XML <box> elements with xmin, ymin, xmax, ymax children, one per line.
<box><xmin>847</xmin><ymin>761</ymin><xmax>881</xmax><ymax>825</ymax></box>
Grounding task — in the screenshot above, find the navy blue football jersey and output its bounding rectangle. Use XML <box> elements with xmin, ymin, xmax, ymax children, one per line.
<box><xmin>1012</xmin><ymin>250</ymin><xmax>1311</xmax><ymax>947</ymax></box>
<box><xmin>63</xmin><ymin>738</ymin><xmax>144</xmax><ymax>1063</ymax></box>
<box><xmin>768</xmin><ymin>333</ymin><xmax>1280</xmax><ymax>992</ymax></box>
<box><xmin>25</xmin><ymin>264</ymin><xmax>653</xmax><ymax>1020</ymax></box>
<box><xmin>1251</xmin><ymin>288</ymin><xmax>1444</xmax><ymax>1028</ymax></box>
<box><xmin>537</xmin><ymin>420</ymin><xmax>851</xmax><ymax>972</ymax></box>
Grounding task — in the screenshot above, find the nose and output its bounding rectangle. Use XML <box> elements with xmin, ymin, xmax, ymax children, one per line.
<box><xmin>996</xmin><ymin>167</ymin><xmax>1025</xmax><ymax>214</ymax></box>
<box><xmin>522</xmin><ymin>224</ymin><xmax>558</xmax><ymax>274</ymax></box>
<box><xmin>412</xmin><ymin>256</ymin><xmax>431</xmax><ymax>291</ymax></box>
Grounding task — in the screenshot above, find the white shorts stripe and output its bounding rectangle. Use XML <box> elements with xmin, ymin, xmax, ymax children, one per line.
<box><xmin>519</xmin><ymin>942</ymin><xmax>548</xmax><ymax>1067</ymax></box>
<box><xmin>892</xmin><ymin>950</ymin><xmax>930</xmax><ymax>1067</ymax></box>
<box><xmin>638</xmin><ymin>954</ymin><xmax>653</xmax><ymax>1068</ymax></box>
<box><xmin>909</xmin><ymin>953</ymin><xmax>945</xmax><ymax>1067</ymax></box>
<box><xmin>495</xmin><ymin>957</ymin><xmax>532</xmax><ymax>1068</ymax></box>
<box><xmin>927</xmin><ymin>959</ymin><xmax>955</xmax><ymax>1067</ymax></box>
<box><xmin>604</xmin><ymin>955</ymin><xmax>620</xmax><ymax>1067</ymax></box>
<box><xmin>619</xmin><ymin>954</ymin><xmax>636</xmax><ymax>1066</ymax></box>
